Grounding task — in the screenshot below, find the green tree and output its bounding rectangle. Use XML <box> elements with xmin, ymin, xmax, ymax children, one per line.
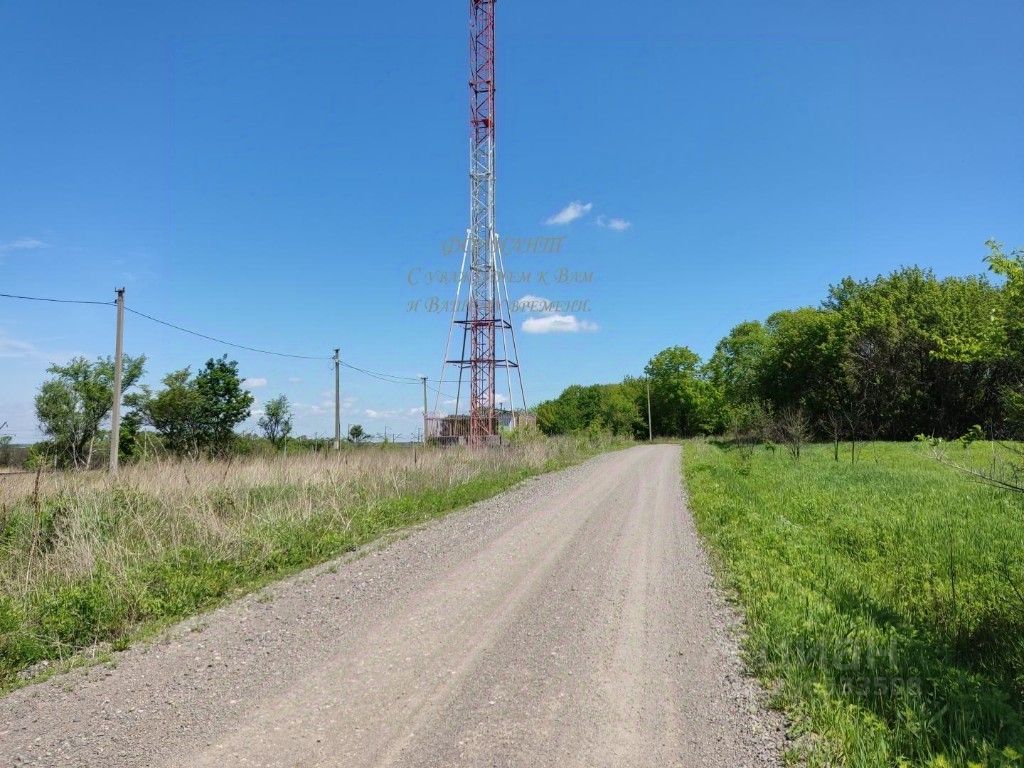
<box><xmin>604</xmin><ymin>378</ymin><xmax>644</xmax><ymax>438</ymax></box>
<box><xmin>535</xmin><ymin>399</ymin><xmax>563</xmax><ymax>435</ymax></box>
<box><xmin>759</xmin><ymin>308</ymin><xmax>842</xmax><ymax>413</ymax></box>
<box><xmin>347</xmin><ymin>424</ymin><xmax>368</xmax><ymax>444</ymax></box>
<box><xmin>117</xmin><ymin>410</ymin><xmax>144</xmax><ymax>464</ymax></box>
<box><xmin>258</xmin><ymin>395</ymin><xmax>293</xmax><ymax>448</ymax></box>
<box><xmin>985</xmin><ymin>240</ymin><xmax>1024</xmax><ymax>359</ymax></box>
<box><xmin>131</xmin><ymin>357</ymin><xmax>254</xmax><ymax>458</ymax></box>
<box><xmin>645</xmin><ymin>346</ymin><xmax>722</xmax><ymax>437</ymax></box>
<box><xmin>984</xmin><ymin>241</ymin><xmax>1024</xmax><ymax>435</ymax></box>
<box><xmin>706</xmin><ymin>320</ymin><xmax>770</xmax><ymax>407</ymax></box>
<box><xmin>195</xmin><ymin>357</ymin><xmax>254</xmax><ymax>456</ymax></box>
<box><xmin>34</xmin><ymin>355</ymin><xmax>146</xmax><ymax>469</ymax></box>
<box><xmin>130</xmin><ymin>369</ymin><xmax>207</xmax><ymax>459</ymax></box>
<box><xmin>536</xmin><ymin>382</ymin><xmax>642</xmax><ymax>437</ymax></box>
<box><xmin>929</xmin><ymin>241</ymin><xmax>1024</xmax><ymax>437</ymax></box>
<box><xmin>932</xmin><ymin>242</ymin><xmax>1024</xmax><ymax>492</ymax></box>
<box><xmin>538</xmin><ymin>242</ymin><xmax>1022</xmax><ymax>444</ymax></box>
<box><xmin>826</xmin><ymin>266</ymin><xmax>1005</xmax><ymax>438</ymax></box>
<box><xmin>536</xmin><ymin>385</ymin><xmax>599</xmax><ymax>434</ymax></box>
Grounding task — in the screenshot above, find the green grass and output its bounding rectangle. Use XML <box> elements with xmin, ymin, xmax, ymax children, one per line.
<box><xmin>683</xmin><ymin>440</ymin><xmax>1024</xmax><ymax>768</ymax></box>
<box><xmin>0</xmin><ymin>436</ymin><xmax>626</xmax><ymax>693</ymax></box>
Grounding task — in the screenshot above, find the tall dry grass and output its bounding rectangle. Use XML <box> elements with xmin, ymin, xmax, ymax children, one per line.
<box><xmin>0</xmin><ymin>435</ymin><xmax>622</xmax><ymax>688</ymax></box>
<box><xmin>3</xmin><ymin>443</ymin><xmax>539</xmax><ymax>587</ymax></box>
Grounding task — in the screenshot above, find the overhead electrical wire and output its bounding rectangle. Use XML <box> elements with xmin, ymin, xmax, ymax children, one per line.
<box><xmin>338</xmin><ymin>361</ymin><xmax>422</xmax><ymax>385</ymax></box>
<box><xmin>0</xmin><ymin>292</ymin><xmax>113</xmax><ymax>306</ymax></box>
<box><xmin>1</xmin><ymin>289</ymin><xmax>461</xmax><ymax>391</ymax></box>
<box><xmin>124</xmin><ymin>306</ymin><xmax>332</xmax><ymax>361</ymax></box>
<box><xmin>426</xmin><ymin>383</ymin><xmax>459</xmax><ymax>401</ymax></box>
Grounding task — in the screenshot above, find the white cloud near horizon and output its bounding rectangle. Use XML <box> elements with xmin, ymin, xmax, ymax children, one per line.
<box><xmin>292</xmin><ymin>394</ymin><xmax>358</xmax><ymax>418</ymax></box>
<box><xmin>544</xmin><ymin>201</ymin><xmax>593</xmax><ymax>226</ymax></box>
<box><xmin>0</xmin><ymin>237</ymin><xmax>47</xmax><ymax>253</ymax></box>
<box><xmin>365</xmin><ymin>408</ymin><xmax>399</xmax><ymax>419</ymax></box>
<box><xmin>243</xmin><ymin>377</ymin><xmax>268</xmax><ymax>389</ymax></box>
<box><xmin>0</xmin><ymin>335</ymin><xmax>40</xmax><ymax>359</ymax></box>
<box><xmin>597</xmin><ymin>215</ymin><xmax>632</xmax><ymax>232</ymax></box>
<box><xmin>0</xmin><ymin>332</ymin><xmax>79</xmax><ymax>364</ymax></box>
<box><xmin>522</xmin><ymin>314</ymin><xmax>598</xmax><ymax>334</ymax></box>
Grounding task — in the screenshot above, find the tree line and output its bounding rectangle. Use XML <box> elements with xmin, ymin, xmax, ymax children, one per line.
<box><xmin>28</xmin><ymin>355</ymin><xmax>305</xmax><ymax>468</ymax></box>
<box><xmin>537</xmin><ymin>242</ymin><xmax>1024</xmax><ymax>444</ymax></box>
<box><xmin>22</xmin><ymin>352</ymin><xmax>387</xmax><ymax>469</ymax></box>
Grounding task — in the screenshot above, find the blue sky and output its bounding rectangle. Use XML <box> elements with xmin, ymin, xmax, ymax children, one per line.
<box><xmin>2</xmin><ymin>0</ymin><xmax>1022</xmax><ymax>441</ymax></box>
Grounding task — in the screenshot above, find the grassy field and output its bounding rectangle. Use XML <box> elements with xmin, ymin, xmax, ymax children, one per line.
<box><xmin>0</xmin><ymin>435</ymin><xmax>625</xmax><ymax>692</ymax></box>
<box><xmin>683</xmin><ymin>440</ymin><xmax>1024</xmax><ymax>768</ymax></box>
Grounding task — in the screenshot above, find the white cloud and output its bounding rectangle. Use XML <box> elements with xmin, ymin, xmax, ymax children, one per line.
<box><xmin>519</xmin><ymin>294</ymin><xmax>598</xmax><ymax>333</ymax></box>
<box><xmin>0</xmin><ymin>335</ymin><xmax>40</xmax><ymax>359</ymax></box>
<box><xmin>0</xmin><ymin>237</ymin><xmax>47</xmax><ymax>253</ymax></box>
<box><xmin>243</xmin><ymin>377</ymin><xmax>267</xmax><ymax>389</ymax></box>
<box><xmin>597</xmin><ymin>215</ymin><xmax>632</xmax><ymax>232</ymax></box>
<box><xmin>365</xmin><ymin>408</ymin><xmax>399</xmax><ymax>419</ymax></box>
<box><xmin>293</xmin><ymin>402</ymin><xmax>328</xmax><ymax>415</ymax></box>
<box><xmin>522</xmin><ymin>314</ymin><xmax>598</xmax><ymax>334</ymax></box>
<box><xmin>545</xmin><ymin>201</ymin><xmax>593</xmax><ymax>226</ymax></box>
<box><xmin>287</xmin><ymin>376</ymin><xmax>303</xmax><ymax>383</ymax></box>
<box><xmin>0</xmin><ymin>332</ymin><xmax>77</xmax><ymax>363</ymax></box>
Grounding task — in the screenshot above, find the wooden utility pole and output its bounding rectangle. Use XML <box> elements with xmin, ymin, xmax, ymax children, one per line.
<box><xmin>646</xmin><ymin>376</ymin><xmax>653</xmax><ymax>442</ymax></box>
<box><xmin>109</xmin><ymin>287</ymin><xmax>126</xmax><ymax>474</ymax></box>
<box><xmin>333</xmin><ymin>349</ymin><xmax>341</xmax><ymax>450</ymax></box>
<box><xmin>420</xmin><ymin>376</ymin><xmax>428</xmax><ymax>445</ymax></box>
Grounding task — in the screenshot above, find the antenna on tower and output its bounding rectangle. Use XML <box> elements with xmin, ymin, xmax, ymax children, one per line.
<box><xmin>434</xmin><ymin>0</ymin><xmax>527</xmax><ymax>446</ymax></box>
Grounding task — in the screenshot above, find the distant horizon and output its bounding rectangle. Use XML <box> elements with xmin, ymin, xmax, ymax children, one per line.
<box><xmin>1</xmin><ymin>248</ymin><xmax>1012</xmax><ymax>444</ymax></box>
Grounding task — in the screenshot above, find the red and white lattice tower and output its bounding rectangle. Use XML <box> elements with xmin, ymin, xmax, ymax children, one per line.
<box><xmin>438</xmin><ymin>0</ymin><xmax>526</xmax><ymax>444</ymax></box>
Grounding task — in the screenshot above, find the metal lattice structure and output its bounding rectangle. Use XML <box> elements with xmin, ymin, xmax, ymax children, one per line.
<box><xmin>437</xmin><ymin>0</ymin><xmax>526</xmax><ymax>445</ymax></box>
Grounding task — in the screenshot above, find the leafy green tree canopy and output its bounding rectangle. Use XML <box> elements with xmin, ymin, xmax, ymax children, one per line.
<box><xmin>259</xmin><ymin>395</ymin><xmax>293</xmax><ymax>448</ymax></box>
<box><xmin>35</xmin><ymin>355</ymin><xmax>145</xmax><ymax>469</ymax></box>
<box><xmin>130</xmin><ymin>356</ymin><xmax>254</xmax><ymax>458</ymax></box>
<box><xmin>645</xmin><ymin>346</ymin><xmax>722</xmax><ymax>437</ymax></box>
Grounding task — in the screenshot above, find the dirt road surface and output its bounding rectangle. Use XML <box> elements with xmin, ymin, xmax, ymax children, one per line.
<box><xmin>1</xmin><ymin>445</ymin><xmax>784</xmax><ymax>767</ymax></box>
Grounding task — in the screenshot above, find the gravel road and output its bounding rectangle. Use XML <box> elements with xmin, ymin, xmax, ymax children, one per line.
<box><xmin>0</xmin><ymin>445</ymin><xmax>785</xmax><ymax>767</ymax></box>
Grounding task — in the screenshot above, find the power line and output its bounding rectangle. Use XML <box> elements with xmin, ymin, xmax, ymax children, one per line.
<box><xmin>339</xmin><ymin>361</ymin><xmax>422</xmax><ymax>385</ymax></box>
<box><xmin>0</xmin><ymin>292</ymin><xmax>112</xmax><ymax>306</ymax></box>
<box><xmin>3</xmin><ymin>290</ymin><xmax>455</xmax><ymax>392</ymax></box>
<box><xmin>127</xmin><ymin>306</ymin><xmax>444</xmax><ymax>388</ymax></box>
<box><xmin>426</xmin><ymin>382</ymin><xmax>458</xmax><ymax>400</ymax></box>
<box><xmin>124</xmin><ymin>306</ymin><xmax>332</xmax><ymax>361</ymax></box>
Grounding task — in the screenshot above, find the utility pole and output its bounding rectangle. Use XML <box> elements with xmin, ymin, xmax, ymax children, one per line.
<box><xmin>333</xmin><ymin>349</ymin><xmax>341</xmax><ymax>450</ymax></box>
<box><xmin>109</xmin><ymin>287</ymin><xmax>126</xmax><ymax>474</ymax></box>
<box><xmin>420</xmin><ymin>376</ymin><xmax>428</xmax><ymax>445</ymax></box>
<box><xmin>646</xmin><ymin>376</ymin><xmax>653</xmax><ymax>442</ymax></box>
